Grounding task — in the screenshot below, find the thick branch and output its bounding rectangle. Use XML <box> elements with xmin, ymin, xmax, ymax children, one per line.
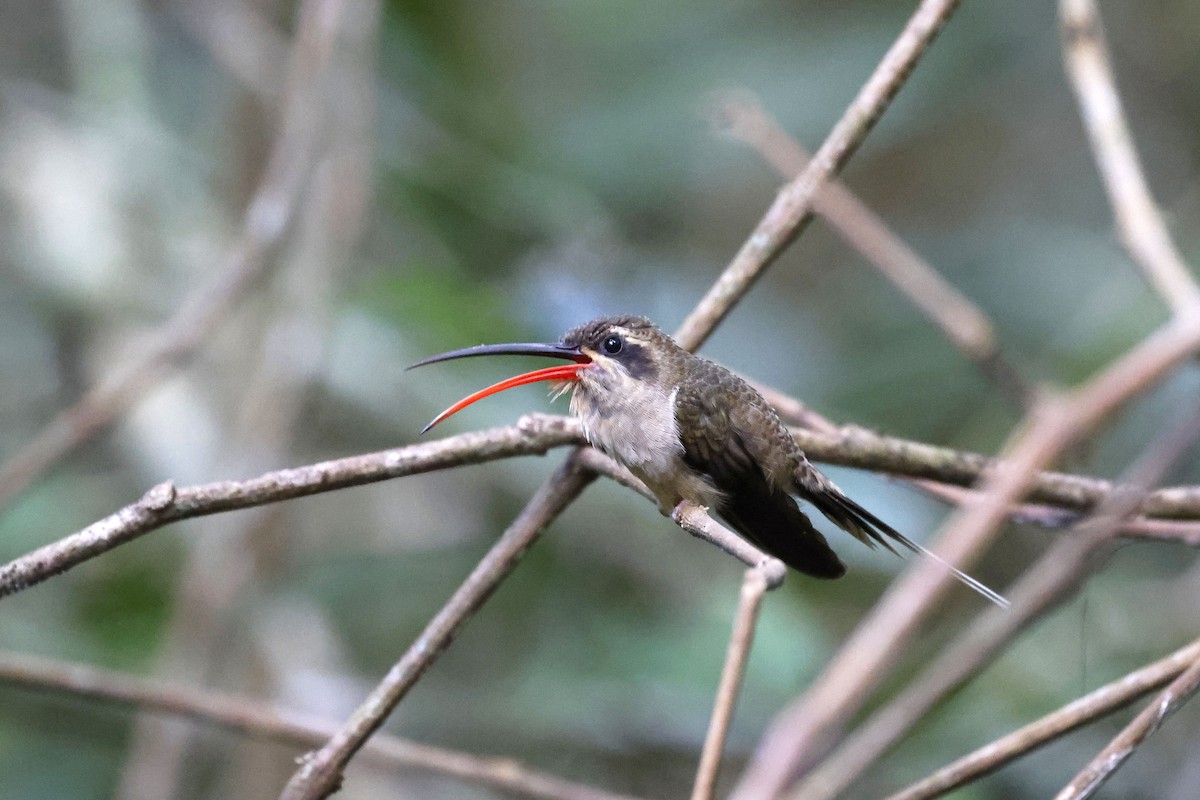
<box><xmin>9</xmin><ymin>399</ymin><xmax>1200</xmax><ymax>603</ymax></box>
<box><xmin>788</xmin><ymin>425</ymin><xmax>1200</xmax><ymax>519</ymax></box>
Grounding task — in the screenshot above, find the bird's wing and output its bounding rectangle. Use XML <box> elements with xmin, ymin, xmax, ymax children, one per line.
<box><xmin>673</xmin><ymin>366</ymin><xmax>845</xmax><ymax>578</ymax></box>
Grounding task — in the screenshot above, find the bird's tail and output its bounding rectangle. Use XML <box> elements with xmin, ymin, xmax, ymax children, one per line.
<box><xmin>799</xmin><ymin>475</ymin><xmax>1010</xmax><ymax>608</ymax></box>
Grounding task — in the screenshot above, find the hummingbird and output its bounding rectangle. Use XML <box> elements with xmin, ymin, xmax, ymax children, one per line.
<box><xmin>411</xmin><ymin>315</ymin><xmax>1006</xmax><ymax>606</ymax></box>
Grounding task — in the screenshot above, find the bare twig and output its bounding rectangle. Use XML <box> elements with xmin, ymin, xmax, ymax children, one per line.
<box><xmin>1060</xmin><ymin>0</ymin><xmax>1200</xmax><ymax>317</ymax></box>
<box><xmin>279</xmin><ymin>455</ymin><xmax>597</xmax><ymax>800</ymax></box>
<box><xmin>675</xmin><ymin>0</ymin><xmax>965</xmax><ymax>351</ymax></box>
<box><xmin>789</xmin><ymin>400</ymin><xmax>1200</xmax><ymax>800</ymax></box>
<box><xmin>734</xmin><ymin>313</ymin><xmax>1200</xmax><ymax>799</ymax></box>
<box><xmin>1054</xmin><ymin>655</ymin><xmax>1200</xmax><ymax>800</ymax></box>
<box><xmin>0</xmin><ymin>414</ymin><xmax>582</xmax><ymax>598</ymax></box>
<box><xmin>0</xmin><ymin>650</ymin><xmax>645</xmax><ymax>800</ymax></box>
<box><xmin>0</xmin><ymin>0</ymin><xmax>347</xmax><ymax>511</ymax></box>
<box><xmin>692</xmin><ymin>568</ymin><xmax>772</xmax><ymax>800</ymax></box>
<box><xmin>886</xmin><ymin>638</ymin><xmax>1200</xmax><ymax>800</ymax></box>
<box><xmin>712</xmin><ymin>90</ymin><xmax>1028</xmax><ymax>405</ymax></box>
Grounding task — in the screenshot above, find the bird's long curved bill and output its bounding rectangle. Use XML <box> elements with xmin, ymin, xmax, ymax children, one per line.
<box><xmin>410</xmin><ymin>342</ymin><xmax>590</xmax><ymax>433</ymax></box>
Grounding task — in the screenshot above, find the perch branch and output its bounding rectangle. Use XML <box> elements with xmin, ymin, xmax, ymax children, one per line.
<box><xmin>1060</xmin><ymin>0</ymin><xmax>1200</xmax><ymax>317</ymax></box>
<box><xmin>0</xmin><ymin>415</ymin><xmax>582</xmax><ymax>598</ymax></box>
<box><xmin>886</xmin><ymin>637</ymin><xmax>1200</xmax><ymax>800</ymax></box>
<box><xmin>712</xmin><ymin>90</ymin><xmax>1028</xmax><ymax>404</ymax></box>
<box><xmin>676</xmin><ymin>0</ymin><xmax>965</xmax><ymax>351</ymax></box>
<box><xmin>11</xmin><ymin>392</ymin><xmax>1200</xmax><ymax>603</ymax></box>
<box><xmin>0</xmin><ymin>650</ymin><xmax>644</xmax><ymax>800</ymax></box>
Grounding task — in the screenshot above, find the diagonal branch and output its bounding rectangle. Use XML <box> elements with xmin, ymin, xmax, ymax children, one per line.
<box><xmin>1060</xmin><ymin>0</ymin><xmax>1200</xmax><ymax>316</ymax></box>
<box><xmin>734</xmin><ymin>312</ymin><xmax>1200</xmax><ymax>799</ymax></box>
<box><xmin>692</xmin><ymin>568</ymin><xmax>773</xmax><ymax>800</ymax></box>
<box><xmin>885</xmin><ymin>637</ymin><xmax>1200</xmax><ymax>800</ymax></box>
<box><xmin>279</xmin><ymin>455</ymin><xmax>597</xmax><ymax>800</ymax></box>
<box><xmin>0</xmin><ymin>650</ymin><xmax>645</xmax><ymax>800</ymax></box>
<box><xmin>788</xmin><ymin>399</ymin><xmax>1200</xmax><ymax>800</ymax></box>
<box><xmin>278</xmin><ymin>0</ymin><xmax>971</xmax><ymax>795</ymax></box>
<box><xmin>712</xmin><ymin>90</ymin><xmax>1029</xmax><ymax>405</ymax></box>
<box><xmin>1054</xmin><ymin>655</ymin><xmax>1200</xmax><ymax>800</ymax></box>
<box><xmin>675</xmin><ymin>0</ymin><xmax>965</xmax><ymax>351</ymax></box>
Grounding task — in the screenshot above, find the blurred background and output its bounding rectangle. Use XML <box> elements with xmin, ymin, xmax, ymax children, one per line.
<box><xmin>1</xmin><ymin>0</ymin><xmax>1199</xmax><ymax>798</ymax></box>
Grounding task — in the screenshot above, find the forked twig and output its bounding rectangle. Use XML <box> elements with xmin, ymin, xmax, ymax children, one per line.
<box><xmin>673</xmin><ymin>502</ymin><xmax>787</xmax><ymax>589</ymax></box>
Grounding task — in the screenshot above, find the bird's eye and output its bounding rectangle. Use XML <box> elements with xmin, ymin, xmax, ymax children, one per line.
<box><xmin>602</xmin><ymin>335</ymin><xmax>623</xmax><ymax>355</ymax></box>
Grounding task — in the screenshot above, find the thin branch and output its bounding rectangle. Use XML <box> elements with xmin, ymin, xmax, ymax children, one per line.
<box><xmin>1054</xmin><ymin>655</ymin><xmax>1200</xmax><ymax>800</ymax></box>
<box><xmin>789</xmin><ymin>400</ymin><xmax>1200</xmax><ymax>800</ymax></box>
<box><xmin>0</xmin><ymin>414</ymin><xmax>582</xmax><ymax>598</ymax></box>
<box><xmin>712</xmin><ymin>90</ymin><xmax>1029</xmax><ymax>405</ymax></box>
<box><xmin>734</xmin><ymin>312</ymin><xmax>1200</xmax><ymax>799</ymax></box>
<box><xmin>279</xmin><ymin>455</ymin><xmax>597</xmax><ymax>800</ymax></box>
<box><xmin>886</xmin><ymin>638</ymin><xmax>1200</xmax><ymax>800</ymax></box>
<box><xmin>1060</xmin><ymin>0</ymin><xmax>1200</xmax><ymax>317</ymax></box>
<box><xmin>909</xmin><ymin>478</ymin><xmax>1200</xmax><ymax>545</ymax></box>
<box><xmin>692</xmin><ymin>568</ymin><xmax>771</xmax><ymax>800</ymax></box>
<box><xmin>675</xmin><ymin>0</ymin><xmax>964</xmax><ymax>351</ymax></box>
<box><xmin>0</xmin><ymin>650</ymin><xmax>645</xmax><ymax>800</ymax></box>
<box><xmin>787</xmin><ymin>424</ymin><xmax>1200</xmax><ymax>520</ymax></box>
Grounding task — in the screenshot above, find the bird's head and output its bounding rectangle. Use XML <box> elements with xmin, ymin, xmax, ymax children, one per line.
<box><xmin>410</xmin><ymin>315</ymin><xmax>684</xmax><ymax>432</ymax></box>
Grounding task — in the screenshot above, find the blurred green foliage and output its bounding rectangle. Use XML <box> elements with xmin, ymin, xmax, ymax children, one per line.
<box><xmin>0</xmin><ymin>0</ymin><xmax>1198</xmax><ymax>798</ymax></box>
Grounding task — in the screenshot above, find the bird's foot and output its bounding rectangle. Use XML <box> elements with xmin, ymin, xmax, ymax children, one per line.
<box><xmin>670</xmin><ymin>500</ymin><xmax>785</xmax><ymax>589</ymax></box>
